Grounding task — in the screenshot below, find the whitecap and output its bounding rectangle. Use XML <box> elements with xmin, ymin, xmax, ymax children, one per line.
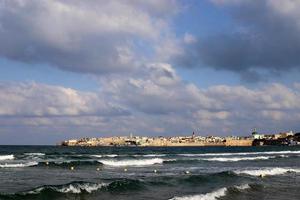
<box><xmin>178</xmin><ymin>150</ymin><xmax>300</xmax><ymax>157</ymax></box>
<box><xmin>91</xmin><ymin>154</ymin><xmax>118</xmax><ymax>158</ymax></box>
<box><xmin>235</xmin><ymin>184</ymin><xmax>251</xmax><ymax>190</ymax></box>
<box><xmin>24</xmin><ymin>153</ymin><xmax>45</xmax><ymax>156</ymax></box>
<box><xmin>27</xmin><ymin>182</ymin><xmax>107</xmax><ymax>194</ymax></box>
<box><xmin>169</xmin><ymin>184</ymin><xmax>251</xmax><ymax>200</ymax></box>
<box><xmin>98</xmin><ymin>158</ymin><xmax>164</xmax><ymax>167</ymax></box>
<box><xmin>201</xmin><ymin>156</ymin><xmax>273</xmax><ymax>162</ymax></box>
<box><xmin>234</xmin><ymin>167</ymin><xmax>300</xmax><ymax>176</ymax></box>
<box><xmin>0</xmin><ymin>161</ymin><xmax>38</xmax><ymax>168</ymax></box>
<box><xmin>135</xmin><ymin>154</ymin><xmax>166</xmax><ymax>157</ymax></box>
<box><xmin>0</xmin><ymin>155</ymin><xmax>14</xmax><ymax>161</ymax></box>
<box><xmin>55</xmin><ymin>182</ymin><xmax>107</xmax><ymax>193</ymax></box>
<box><xmin>170</xmin><ymin>187</ymin><xmax>227</xmax><ymax>200</ymax></box>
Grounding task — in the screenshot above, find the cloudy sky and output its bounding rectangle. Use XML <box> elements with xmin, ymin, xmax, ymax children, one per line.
<box><xmin>1</xmin><ymin>0</ymin><xmax>300</xmax><ymax>144</ymax></box>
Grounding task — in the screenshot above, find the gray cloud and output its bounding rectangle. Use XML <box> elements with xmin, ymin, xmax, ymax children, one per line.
<box><xmin>0</xmin><ymin>0</ymin><xmax>178</xmax><ymax>74</ymax></box>
<box><xmin>176</xmin><ymin>0</ymin><xmax>300</xmax><ymax>81</ymax></box>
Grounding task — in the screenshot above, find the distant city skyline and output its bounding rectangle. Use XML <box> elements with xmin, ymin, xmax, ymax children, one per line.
<box><xmin>1</xmin><ymin>0</ymin><xmax>300</xmax><ymax>144</ymax></box>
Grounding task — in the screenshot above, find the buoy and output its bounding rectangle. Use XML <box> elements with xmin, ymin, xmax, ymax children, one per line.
<box><xmin>96</xmin><ymin>167</ymin><xmax>100</xmax><ymax>171</ymax></box>
<box><xmin>185</xmin><ymin>171</ymin><xmax>190</xmax><ymax>174</ymax></box>
<box><xmin>124</xmin><ymin>168</ymin><xmax>128</xmax><ymax>172</ymax></box>
<box><xmin>45</xmin><ymin>162</ymin><xmax>49</xmax><ymax>165</ymax></box>
<box><xmin>70</xmin><ymin>166</ymin><xmax>74</xmax><ymax>170</ymax></box>
<box><xmin>154</xmin><ymin>169</ymin><xmax>157</xmax><ymax>173</ymax></box>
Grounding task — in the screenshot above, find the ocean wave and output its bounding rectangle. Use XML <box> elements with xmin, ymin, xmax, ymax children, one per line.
<box><xmin>0</xmin><ymin>179</ymin><xmax>146</xmax><ymax>198</ymax></box>
<box><xmin>91</xmin><ymin>154</ymin><xmax>118</xmax><ymax>158</ymax></box>
<box><xmin>179</xmin><ymin>171</ymin><xmax>238</xmax><ymax>185</ymax></box>
<box><xmin>170</xmin><ymin>187</ymin><xmax>227</xmax><ymax>200</ymax></box>
<box><xmin>0</xmin><ymin>161</ymin><xmax>38</xmax><ymax>168</ymax></box>
<box><xmin>201</xmin><ymin>156</ymin><xmax>274</xmax><ymax>162</ymax></box>
<box><xmin>37</xmin><ymin>160</ymin><xmax>101</xmax><ymax>167</ymax></box>
<box><xmin>134</xmin><ymin>154</ymin><xmax>166</xmax><ymax>157</ymax></box>
<box><xmin>234</xmin><ymin>167</ymin><xmax>300</xmax><ymax>176</ymax></box>
<box><xmin>0</xmin><ymin>155</ymin><xmax>14</xmax><ymax>161</ymax></box>
<box><xmin>98</xmin><ymin>158</ymin><xmax>164</xmax><ymax>167</ymax></box>
<box><xmin>178</xmin><ymin>150</ymin><xmax>300</xmax><ymax>157</ymax></box>
<box><xmin>169</xmin><ymin>184</ymin><xmax>251</xmax><ymax>200</ymax></box>
<box><xmin>24</xmin><ymin>153</ymin><xmax>45</xmax><ymax>156</ymax></box>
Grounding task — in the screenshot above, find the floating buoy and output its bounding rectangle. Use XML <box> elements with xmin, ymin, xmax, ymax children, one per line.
<box><xmin>154</xmin><ymin>169</ymin><xmax>157</xmax><ymax>173</ymax></box>
<box><xmin>45</xmin><ymin>162</ymin><xmax>49</xmax><ymax>165</ymax></box>
<box><xmin>185</xmin><ymin>171</ymin><xmax>190</xmax><ymax>174</ymax></box>
<box><xmin>124</xmin><ymin>168</ymin><xmax>128</xmax><ymax>172</ymax></box>
<box><xmin>70</xmin><ymin>166</ymin><xmax>75</xmax><ymax>170</ymax></box>
<box><xmin>96</xmin><ymin>167</ymin><xmax>100</xmax><ymax>171</ymax></box>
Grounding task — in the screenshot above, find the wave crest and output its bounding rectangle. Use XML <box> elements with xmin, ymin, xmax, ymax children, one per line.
<box><xmin>0</xmin><ymin>161</ymin><xmax>38</xmax><ymax>168</ymax></box>
<box><xmin>234</xmin><ymin>167</ymin><xmax>300</xmax><ymax>176</ymax></box>
<box><xmin>98</xmin><ymin>158</ymin><xmax>164</xmax><ymax>167</ymax></box>
<box><xmin>0</xmin><ymin>155</ymin><xmax>14</xmax><ymax>161</ymax></box>
<box><xmin>201</xmin><ymin>156</ymin><xmax>273</xmax><ymax>162</ymax></box>
<box><xmin>169</xmin><ymin>184</ymin><xmax>251</xmax><ymax>200</ymax></box>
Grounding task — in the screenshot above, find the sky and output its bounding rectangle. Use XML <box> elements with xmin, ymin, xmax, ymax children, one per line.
<box><xmin>1</xmin><ymin>0</ymin><xmax>300</xmax><ymax>144</ymax></box>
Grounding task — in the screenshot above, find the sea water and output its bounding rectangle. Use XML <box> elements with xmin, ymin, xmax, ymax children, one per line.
<box><xmin>0</xmin><ymin>145</ymin><xmax>299</xmax><ymax>200</ymax></box>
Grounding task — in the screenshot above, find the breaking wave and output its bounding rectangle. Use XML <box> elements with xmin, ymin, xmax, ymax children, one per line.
<box><xmin>37</xmin><ymin>160</ymin><xmax>101</xmax><ymax>167</ymax></box>
<box><xmin>169</xmin><ymin>184</ymin><xmax>251</xmax><ymax>200</ymax></box>
<box><xmin>24</xmin><ymin>153</ymin><xmax>45</xmax><ymax>156</ymax></box>
<box><xmin>0</xmin><ymin>179</ymin><xmax>146</xmax><ymax>198</ymax></box>
<box><xmin>0</xmin><ymin>155</ymin><xmax>14</xmax><ymax>161</ymax></box>
<box><xmin>0</xmin><ymin>161</ymin><xmax>38</xmax><ymax>168</ymax></box>
<box><xmin>29</xmin><ymin>181</ymin><xmax>107</xmax><ymax>194</ymax></box>
<box><xmin>98</xmin><ymin>158</ymin><xmax>164</xmax><ymax>167</ymax></box>
<box><xmin>201</xmin><ymin>156</ymin><xmax>274</xmax><ymax>162</ymax></box>
<box><xmin>178</xmin><ymin>150</ymin><xmax>300</xmax><ymax>157</ymax></box>
<box><xmin>234</xmin><ymin>167</ymin><xmax>300</xmax><ymax>176</ymax></box>
<box><xmin>91</xmin><ymin>154</ymin><xmax>118</xmax><ymax>158</ymax></box>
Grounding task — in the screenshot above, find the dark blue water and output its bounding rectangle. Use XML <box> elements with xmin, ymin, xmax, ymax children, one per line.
<box><xmin>0</xmin><ymin>146</ymin><xmax>299</xmax><ymax>200</ymax></box>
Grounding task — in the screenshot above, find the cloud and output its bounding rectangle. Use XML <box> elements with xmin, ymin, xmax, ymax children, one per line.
<box><xmin>0</xmin><ymin>82</ymin><xmax>129</xmax><ymax>117</ymax></box>
<box><xmin>0</xmin><ymin>0</ymin><xmax>179</xmax><ymax>74</ymax></box>
<box><xmin>176</xmin><ymin>0</ymin><xmax>300</xmax><ymax>81</ymax></box>
<box><xmin>1</xmin><ymin>64</ymin><xmax>300</xmax><ymax>144</ymax></box>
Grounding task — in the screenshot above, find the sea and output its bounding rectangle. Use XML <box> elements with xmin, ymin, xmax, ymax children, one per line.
<box><xmin>0</xmin><ymin>145</ymin><xmax>299</xmax><ymax>200</ymax></box>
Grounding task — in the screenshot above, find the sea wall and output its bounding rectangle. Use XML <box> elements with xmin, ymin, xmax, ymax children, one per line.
<box><xmin>225</xmin><ymin>139</ymin><xmax>253</xmax><ymax>146</ymax></box>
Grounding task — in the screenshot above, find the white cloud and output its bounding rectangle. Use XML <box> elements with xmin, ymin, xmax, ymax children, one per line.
<box><xmin>1</xmin><ymin>64</ymin><xmax>300</xmax><ymax>143</ymax></box>
<box><xmin>0</xmin><ymin>82</ymin><xmax>129</xmax><ymax>117</ymax></box>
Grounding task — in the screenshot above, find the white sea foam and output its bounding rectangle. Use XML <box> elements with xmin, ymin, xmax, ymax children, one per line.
<box><xmin>0</xmin><ymin>155</ymin><xmax>14</xmax><ymax>161</ymax></box>
<box><xmin>170</xmin><ymin>187</ymin><xmax>227</xmax><ymax>200</ymax></box>
<box><xmin>55</xmin><ymin>183</ymin><xmax>107</xmax><ymax>193</ymax></box>
<box><xmin>91</xmin><ymin>154</ymin><xmax>118</xmax><ymax>158</ymax></box>
<box><xmin>135</xmin><ymin>154</ymin><xmax>166</xmax><ymax>157</ymax></box>
<box><xmin>169</xmin><ymin>184</ymin><xmax>251</xmax><ymax>200</ymax></box>
<box><xmin>24</xmin><ymin>153</ymin><xmax>45</xmax><ymax>156</ymax></box>
<box><xmin>201</xmin><ymin>156</ymin><xmax>274</xmax><ymax>162</ymax></box>
<box><xmin>234</xmin><ymin>167</ymin><xmax>300</xmax><ymax>176</ymax></box>
<box><xmin>235</xmin><ymin>184</ymin><xmax>251</xmax><ymax>190</ymax></box>
<box><xmin>98</xmin><ymin>158</ymin><xmax>164</xmax><ymax>167</ymax></box>
<box><xmin>178</xmin><ymin>150</ymin><xmax>300</xmax><ymax>157</ymax></box>
<box><xmin>0</xmin><ymin>161</ymin><xmax>38</xmax><ymax>168</ymax></box>
<box><xmin>28</xmin><ymin>182</ymin><xmax>107</xmax><ymax>194</ymax></box>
